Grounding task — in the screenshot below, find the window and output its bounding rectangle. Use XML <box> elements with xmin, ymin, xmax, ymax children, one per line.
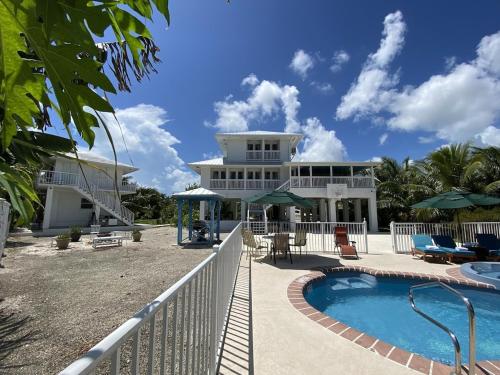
<box><xmin>272</xmin><ymin>171</ymin><xmax>279</xmax><ymax>180</ymax></box>
<box><xmin>220</xmin><ymin>170</ymin><xmax>226</xmax><ymax>179</ymax></box>
<box><xmin>272</xmin><ymin>142</ymin><xmax>279</xmax><ymax>151</ymax></box>
<box><xmin>247</xmin><ymin>171</ymin><xmax>254</xmax><ymax>180</ymax></box>
<box><xmin>254</xmin><ymin>171</ymin><xmax>261</xmax><ymax>180</ymax></box>
<box><xmin>265</xmin><ymin>171</ymin><xmax>271</xmax><ymax>180</ymax></box>
<box><xmin>265</xmin><ymin>141</ymin><xmax>279</xmax><ymax>151</ymax></box>
<box><xmin>247</xmin><ymin>143</ymin><xmax>254</xmax><ymax>151</ymax></box>
<box><xmin>212</xmin><ymin>170</ymin><xmax>219</xmax><ymax>179</ymax></box>
<box><xmin>81</xmin><ymin>198</ymin><xmax>93</xmax><ymax>209</ymax></box>
<box><xmin>230</xmin><ymin>171</ymin><xmax>237</xmax><ymax>180</ymax></box>
<box><xmin>237</xmin><ymin>171</ymin><xmax>243</xmax><ymax>180</ymax></box>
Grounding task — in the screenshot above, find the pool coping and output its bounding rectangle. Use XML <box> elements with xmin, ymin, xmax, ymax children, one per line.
<box><xmin>287</xmin><ymin>266</ymin><xmax>500</xmax><ymax>375</ymax></box>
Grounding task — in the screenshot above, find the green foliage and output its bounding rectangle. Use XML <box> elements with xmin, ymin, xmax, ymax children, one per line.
<box><xmin>69</xmin><ymin>225</ymin><xmax>81</xmax><ymax>235</ymax></box>
<box><xmin>0</xmin><ymin>0</ymin><xmax>170</xmax><ymax>223</ymax></box>
<box><xmin>376</xmin><ymin>143</ymin><xmax>500</xmax><ymax>227</ymax></box>
<box><xmin>56</xmin><ymin>233</ymin><xmax>70</xmax><ymax>240</ymax></box>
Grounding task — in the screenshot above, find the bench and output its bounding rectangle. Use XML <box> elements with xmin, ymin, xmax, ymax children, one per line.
<box><xmin>92</xmin><ymin>236</ymin><xmax>125</xmax><ymax>249</ymax></box>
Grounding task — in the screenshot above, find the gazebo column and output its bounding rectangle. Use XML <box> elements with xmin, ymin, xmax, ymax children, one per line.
<box><xmin>216</xmin><ymin>200</ymin><xmax>221</xmax><ymax>240</ymax></box>
<box><xmin>200</xmin><ymin>201</ymin><xmax>205</xmax><ymax>221</ymax></box>
<box><xmin>328</xmin><ymin>199</ymin><xmax>337</xmax><ymax>222</ymax></box>
<box><xmin>177</xmin><ymin>199</ymin><xmax>184</xmax><ymax>245</ymax></box>
<box><xmin>188</xmin><ymin>200</ymin><xmax>193</xmax><ymax>240</ymax></box>
<box><xmin>209</xmin><ymin>200</ymin><xmax>215</xmax><ymax>243</ymax></box>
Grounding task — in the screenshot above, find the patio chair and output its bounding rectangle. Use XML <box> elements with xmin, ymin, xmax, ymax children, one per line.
<box><xmin>334</xmin><ymin>227</ymin><xmax>358</xmax><ymax>259</ymax></box>
<box><xmin>244</xmin><ymin>230</ymin><xmax>269</xmax><ymax>260</ymax></box>
<box><xmin>431</xmin><ymin>235</ymin><xmax>476</xmax><ymax>263</ymax></box>
<box><xmin>411</xmin><ymin>234</ymin><xmax>448</xmax><ymax>262</ymax></box>
<box><xmin>271</xmin><ymin>233</ymin><xmax>292</xmax><ymax>264</ymax></box>
<box><xmin>475</xmin><ymin>233</ymin><xmax>500</xmax><ymax>260</ymax></box>
<box><xmin>289</xmin><ymin>229</ymin><xmax>307</xmax><ymax>255</ymax></box>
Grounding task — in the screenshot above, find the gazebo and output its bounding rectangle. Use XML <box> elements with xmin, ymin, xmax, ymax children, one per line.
<box><xmin>172</xmin><ymin>187</ymin><xmax>223</xmax><ymax>245</ymax></box>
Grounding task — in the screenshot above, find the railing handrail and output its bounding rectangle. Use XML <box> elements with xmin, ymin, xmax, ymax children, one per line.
<box><xmin>409</xmin><ymin>281</ymin><xmax>476</xmax><ymax>375</ymax></box>
<box><xmin>38</xmin><ymin>169</ymin><xmax>137</xmax><ymax>192</ymax></box>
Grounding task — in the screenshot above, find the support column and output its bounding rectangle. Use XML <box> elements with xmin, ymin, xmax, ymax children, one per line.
<box><xmin>216</xmin><ymin>200</ymin><xmax>221</xmax><ymax>240</ymax></box>
<box><xmin>94</xmin><ymin>205</ymin><xmax>101</xmax><ymax>225</ymax></box>
<box><xmin>177</xmin><ymin>199</ymin><xmax>183</xmax><ymax>245</ymax></box>
<box><xmin>209</xmin><ymin>200</ymin><xmax>215</xmax><ymax>242</ymax></box>
<box><xmin>240</xmin><ymin>200</ymin><xmax>246</xmax><ymax>222</ymax></box>
<box><xmin>319</xmin><ymin>199</ymin><xmax>327</xmax><ymax>222</ymax></box>
<box><xmin>368</xmin><ymin>197</ymin><xmax>379</xmax><ymax>232</ymax></box>
<box><xmin>354</xmin><ymin>199</ymin><xmax>362</xmax><ymax>223</ymax></box>
<box><xmin>328</xmin><ymin>199</ymin><xmax>337</xmax><ymax>222</ymax></box>
<box><xmin>342</xmin><ymin>199</ymin><xmax>350</xmax><ymax>222</ymax></box>
<box><xmin>200</xmin><ymin>201</ymin><xmax>206</xmax><ymax>221</ymax></box>
<box><xmin>312</xmin><ymin>201</ymin><xmax>318</xmax><ymax>222</ymax></box>
<box><xmin>188</xmin><ymin>200</ymin><xmax>193</xmax><ymax>240</ymax></box>
<box><xmin>42</xmin><ymin>187</ymin><xmax>54</xmax><ymax>230</ymax></box>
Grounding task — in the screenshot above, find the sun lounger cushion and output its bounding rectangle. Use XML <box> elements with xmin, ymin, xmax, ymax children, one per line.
<box><xmin>431</xmin><ymin>235</ymin><xmax>457</xmax><ymax>249</ymax></box>
<box><xmin>476</xmin><ymin>234</ymin><xmax>500</xmax><ymax>251</ymax></box>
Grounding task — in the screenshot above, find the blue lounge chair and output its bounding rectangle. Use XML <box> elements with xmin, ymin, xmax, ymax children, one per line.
<box><xmin>475</xmin><ymin>233</ymin><xmax>500</xmax><ymax>259</ymax></box>
<box><xmin>411</xmin><ymin>234</ymin><xmax>447</xmax><ymax>262</ymax></box>
<box><xmin>431</xmin><ymin>235</ymin><xmax>476</xmax><ymax>263</ymax></box>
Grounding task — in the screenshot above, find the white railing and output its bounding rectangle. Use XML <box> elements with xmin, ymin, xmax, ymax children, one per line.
<box><xmin>209</xmin><ymin>179</ymin><xmax>226</xmax><ymax>190</ymax></box>
<box><xmin>275</xmin><ymin>179</ymin><xmax>290</xmax><ymax>192</ymax></box>
<box><xmin>38</xmin><ymin>170</ymin><xmax>134</xmax><ymax>225</ymax></box>
<box><xmin>227</xmin><ymin>180</ymin><xmax>244</xmax><ymax>190</ymax></box>
<box><xmin>38</xmin><ymin>170</ymin><xmax>137</xmax><ymax>193</ymax></box>
<box><xmin>209</xmin><ymin>179</ymin><xmax>281</xmax><ymax>190</ymax></box>
<box><xmin>246</xmin><ymin>151</ymin><xmax>262</xmax><ymax>160</ymax></box>
<box><xmin>390</xmin><ymin>221</ymin><xmax>500</xmax><ymax>254</ymax></box>
<box><xmin>263</xmin><ymin>151</ymin><xmax>280</xmax><ymax>160</ymax></box>
<box><xmin>245</xmin><ymin>220</ymin><xmax>368</xmax><ymax>253</ymax></box>
<box><xmin>246</xmin><ymin>180</ymin><xmax>262</xmax><ymax>190</ymax></box>
<box><xmin>264</xmin><ymin>180</ymin><xmax>280</xmax><ymax>190</ymax></box>
<box><xmin>59</xmin><ymin>223</ymin><xmax>243</xmax><ymax>375</ymax></box>
<box><xmin>0</xmin><ymin>199</ymin><xmax>10</xmax><ymax>263</ymax></box>
<box><xmin>289</xmin><ymin>176</ymin><xmax>374</xmax><ymax>189</ymax></box>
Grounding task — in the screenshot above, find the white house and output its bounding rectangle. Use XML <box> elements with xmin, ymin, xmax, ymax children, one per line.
<box><xmin>36</xmin><ymin>152</ymin><xmax>138</xmax><ymax>230</ymax></box>
<box><xmin>188</xmin><ymin>131</ymin><xmax>380</xmax><ymax>232</ymax></box>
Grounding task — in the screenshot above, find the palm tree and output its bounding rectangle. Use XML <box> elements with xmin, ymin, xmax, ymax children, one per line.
<box><xmin>466</xmin><ymin>147</ymin><xmax>500</xmax><ymax>194</ymax></box>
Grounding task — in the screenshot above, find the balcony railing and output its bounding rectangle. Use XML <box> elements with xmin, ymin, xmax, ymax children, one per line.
<box><xmin>245</xmin><ymin>150</ymin><xmax>280</xmax><ymax>161</ymax></box>
<box><xmin>290</xmin><ymin>176</ymin><xmax>374</xmax><ymax>188</ymax></box>
<box><xmin>209</xmin><ymin>179</ymin><xmax>281</xmax><ymax>190</ymax></box>
<box><xmin>263</xmin><ymin>151</ymin><xmax>280</xmax><ymax>160</ymax></box>
<box><xmin>246</xmin><ymin>151</ymin><xmax>262</xmax><ymax>160</ymax></box>
<box><xmin>37</xmin><ymin>170</ymin><xmax>138</xmax><ymax>193</ymax></box>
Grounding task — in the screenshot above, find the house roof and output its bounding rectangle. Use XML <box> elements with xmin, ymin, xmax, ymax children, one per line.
<box><xmin>61</xmin><ymin>151</ymin><xmax>138</xmax><ymax>174</ymax></box>
<box><xmin>172</xmin><ymin>187</ymin><xmax>223</xmax><ymax>200</ymax></box>
<box><xmin>215</xmin><ymin>131</ymin><xmax>303</xmax><ymax>150</ymax></box>
<box><xmin>189</xmin><ymin>158</ymin><xmax>224</xmax><ymax>166</ymax></box>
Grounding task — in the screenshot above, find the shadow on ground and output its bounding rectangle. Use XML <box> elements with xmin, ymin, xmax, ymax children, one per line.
<box><xmin>0</xmin><ymin>305</ymin><xmax>37</xmax><ymax>371</ymax></box>
<box><xmin>218</xmin><ymin>259</ymin><xmax>254</xmax><ymax>375</ymax></box>
<box><xmin>257</xmin><ymin>253</ymin><xmax>344</xmax><ymax>271</ymax></box>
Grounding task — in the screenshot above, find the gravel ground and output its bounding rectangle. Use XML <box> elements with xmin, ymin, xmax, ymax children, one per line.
<box><xmin>0</xmin><ymin>226</ymin><xmax>212</xmax><ymax>374</ymax></box>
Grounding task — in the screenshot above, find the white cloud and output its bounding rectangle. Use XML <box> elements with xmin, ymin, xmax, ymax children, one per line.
<box><xmin>444</xmin><ymin>56</ymin><xmax>457</xmax><ymax>71</ymax></box>
<box><xmin>418</xmin><ymin>136</ymin><xmax>435</xmax><ymax>144</ymax></box>
<box><xmin>241</xmin><ymin>73</ymin><xmax>259</xmax><ymax>87</ymax></box>
<box><xmin>379</xmin><ymin>133</ymin><xmax>388</xmax><ymax>145</ymax></box>
<box><xmin>93</xmin><ymin>104</ymin><xmax>198</xmax><ymax>194</ymax></box>
<box><xmin>336</xmin><ymin>11</ymin><xmax>500</xmax><ymax>147</ymax></box>
<box><xmin>330</xmin><ymin>50</ymin><xmax>350</xmax><ymax>72</ymax></box>
<box><xmin>297</xmin><ymin>117</ymin><xmax>347</xmax><ymax>161</ymax></box>
<box><xmin>368</xmin><ymin>156</ymin><xmax>383</xmax><ymax>162</ymax></box>
<box><xmin>289</xmin><ymin>49</ymin><xmax>315</xmax><ymax>79</ymax></box>
<box><xmin>336</xmin><ymin>11</ymin><xmax>406</xmax><ymax>120</ymax></box>
<box><xmin>310</xmin><ymin>81</ymin><xmax>333</xmax><ymax>94</ymax></box>
<box><xmin>208</xmin><ymin>80</ymin><xmax>301</xmax><ymax>133</ymax></box>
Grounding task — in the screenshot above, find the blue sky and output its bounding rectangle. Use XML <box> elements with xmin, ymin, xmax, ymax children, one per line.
<box><xmin>63</xmin><ymin>1</ymin><xmax>500</xmax><ymax>193</ymax></box>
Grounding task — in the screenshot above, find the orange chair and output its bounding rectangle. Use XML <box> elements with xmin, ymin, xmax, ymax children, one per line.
<box><xmin>334</xmin><ymin>227</ymin><xmax>359</xmax><ymax>259</ymax></box>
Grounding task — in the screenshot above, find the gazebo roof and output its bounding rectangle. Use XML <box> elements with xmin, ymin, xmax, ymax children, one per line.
<box><xmin>172</xmin><ymin>187</ymin><xmax>223</xmax><ymax>200</ymax></box>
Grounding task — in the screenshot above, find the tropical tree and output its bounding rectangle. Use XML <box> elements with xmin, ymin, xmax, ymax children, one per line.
<box><xmin>466</xmin><ymin>147</ymin><xmax>500</xmax><ymax>194</ymax></box>
<box><xmin>0</xmin><ymin>0</ymin><xmax>170</xmax><ymax>223</ymax></box>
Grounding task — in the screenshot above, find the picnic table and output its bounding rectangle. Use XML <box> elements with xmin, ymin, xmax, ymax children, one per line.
<box><xmin>92</xmin><ymin>235</ymin><xmax>126</xmax><ymax>249</ymax></box>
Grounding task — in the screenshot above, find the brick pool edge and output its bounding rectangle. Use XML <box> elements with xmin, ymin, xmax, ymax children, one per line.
<box><xmin>287</xmin><ymin>266</ymin><xmax>500</xmax><ymax>375</ymax></box>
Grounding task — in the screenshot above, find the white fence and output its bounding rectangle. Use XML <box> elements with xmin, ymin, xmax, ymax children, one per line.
<box><xmin>390</xmin><ymin>221</ymin><xmax>500</xmax><ymax>254</ymax></box>
<box><xmin>245</xmin><ymin>220</ymin><xmax>369</xmax><ymax>253</ymax></box>
<box><xmin>0</xmin><ymin>199</ymin><xmax>10</xmax><ymax>264</ymax></box>
<box><xmin>59</xmin><ymin>223</ymin><xmax>243</xmax><ymax>375</ymax></box>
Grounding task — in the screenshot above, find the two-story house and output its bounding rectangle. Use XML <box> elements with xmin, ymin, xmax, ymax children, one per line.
<box><xmin>36</xmin><ymin>152</ymin><xmax>138</xmax><ymax>230</ymax></box>
<box><xmin>188</xmin><ymin>131</ymin><xmax>379</xmax><ymax>232</ymax></box>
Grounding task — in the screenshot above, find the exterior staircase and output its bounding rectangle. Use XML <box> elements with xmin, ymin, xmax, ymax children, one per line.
<box><xmin>37</xmin><ymin>170</ymin><xmax>135</xmax><ymax>226</ymax></box>
<box><xmin>275</xmin><ymin>179</ymin><xmax>290</xmax><ymax>192</ymax></box>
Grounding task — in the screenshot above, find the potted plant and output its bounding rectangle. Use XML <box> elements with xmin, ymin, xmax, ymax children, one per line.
<box><xmin>69</xmin><ymin>226</ymin><xmax>82</xmax><ymax>242</ymax></box>
<box><xmin>56</xmin><ymin>233</ymin><xmax>70</xmax><ymax>250</ymax></box>
<box><xmin>132</xmin><ymin>229</ymin><xmax>142</xmax><ymax>242</ymax></box>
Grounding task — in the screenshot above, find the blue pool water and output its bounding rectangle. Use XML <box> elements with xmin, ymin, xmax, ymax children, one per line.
<box><xmin>304</xmin><ymin>272</ymin><xmax>500</xmax><ymax>365</ymax></box>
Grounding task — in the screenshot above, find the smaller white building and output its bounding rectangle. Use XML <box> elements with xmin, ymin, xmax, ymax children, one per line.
<box><xmin>36</xmin><ymin>152</ymin><xmax>138</xmax><ymax>230</ymax></box>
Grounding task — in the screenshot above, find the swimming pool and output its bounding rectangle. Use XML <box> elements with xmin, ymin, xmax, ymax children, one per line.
<box><xmin>461</xmin><ymin>262</ymin><xmax>500</xmax><ymax>289</ymax></box>
<box><xmin>304</xmin><ymin>272</ymin><xmax>500</xmax><ymax>365</ymax></box>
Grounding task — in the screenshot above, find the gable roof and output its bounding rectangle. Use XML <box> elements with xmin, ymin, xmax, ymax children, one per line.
<box><xmin>60</xmin><ymin>151</ymin><xmax>138</xmax><ymax>174</ymax></box>
<box><xmin>172</xmin><ymin>187</ymin><xmax>222</xmax><ymax>200</ymax></box>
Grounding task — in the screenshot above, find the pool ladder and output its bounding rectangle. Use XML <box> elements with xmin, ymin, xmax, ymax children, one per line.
<box><xmin>409</xmin><ymin>282</ymin><xmax>476</xmax><ymax>375</ymax></box>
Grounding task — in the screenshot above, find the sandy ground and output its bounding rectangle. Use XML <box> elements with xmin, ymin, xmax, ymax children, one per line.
<box><xmin>0</xmin><ymin>227</ymin><xmax>212</xmax><ymax>374</ymax></box>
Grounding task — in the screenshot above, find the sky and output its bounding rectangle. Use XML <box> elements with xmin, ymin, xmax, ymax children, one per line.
<box><xmin>54</xmin><ymin>0</ymin><xmax>500</xmax><ymax>193</ymax></box>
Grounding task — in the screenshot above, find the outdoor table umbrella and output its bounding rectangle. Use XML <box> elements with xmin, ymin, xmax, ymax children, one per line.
<box><xmin>244</xmin><ymin>191</ymin><xmax>315</xmax><ymax>233</ymax></box>
<box><xmin>411</xmin><ymin>190</ymin><xmax>500</xmax><ymax>242</ymax></box>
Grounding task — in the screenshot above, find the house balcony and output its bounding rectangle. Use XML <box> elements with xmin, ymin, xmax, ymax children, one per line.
<box><xmin>37</xmin><ymin>170</ymin><xmax>138</xmax><ymax>194</ymax></box>
<box><xmin>289</xmin><ymin>176</ymin><xmax>374</xmax><ymax>189</ymax></box>
<box><xmin>209</xmin><ymin>179</ymin><xmax>281</xmax><ymax>190</ymax></box>
<box><xmin>245</xmin><ymin>151</ymin><xmax>281</xmax><ymax>161</ymax></box>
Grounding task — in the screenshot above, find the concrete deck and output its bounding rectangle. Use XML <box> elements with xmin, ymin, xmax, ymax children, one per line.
<box><xmin>249</xmin><ymin>249</ymin><xmax>456</xmax><ymax>375</ymax></box>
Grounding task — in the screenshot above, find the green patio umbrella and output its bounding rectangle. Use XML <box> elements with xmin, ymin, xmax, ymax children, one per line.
<box><xmin>244</xmin><ymin>190</ymin><xmax>315</xmax><ymax>208</ymax></box>
<box><xmin>411</xmin><ymin>191</ymin><xmax>500</xmax><ymax>209</ymax></box>
<box><xmin>411</xmin><ymin>190</ymin><xmax>500</xmax><ymax>242</ymax></box>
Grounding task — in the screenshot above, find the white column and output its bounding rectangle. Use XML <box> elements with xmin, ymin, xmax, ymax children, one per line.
<box><xmin>297</xmin><ymin>164</ymin><xmax>301</xmax><ymax>187</ymax></box>
<box><xmin>312</xmin><ymin>201</ymin><xmax>318</xmax><ymax>221</ymax></box>
<box><xmin>240</xmin><ymin>200</ymin><xmax>246</xmax><ymax>221</ymax></box>
<box><xmin>42</xmin><ymin>187</ymin><xmax>54</xmax><ymax>230</ymax></box>
<box><xmin>368</xmin><ymin>197</ymin><xmax>379</xmax><ymax>232</ymax></box>
<box><xmin>95</xmin><ymin>205</ymin><xmax>101</xmax><ymax>224</ymax></box>
<box><xmin>261</xmin><ymin>167</ymin><xmax>265</xmax><ymax>190</ymax></box>
<box><xmin>354</xmin><ymin>199</ymin><xmax>362</xmax><ymax>222</ymax></box>
<box><xmin>371</xmin><ymin>166</ymin><xmax>375</xmax><ymax>188</ymax></box>
<box><xmin>244</xmin><ymin>167</ymin><xmax>247</xmax><ymax>190</ymax></box>
<box><xmin>342</xmin><ymin>199</ymin><xmax>350</xmax><ymax>222</ymax></box>
<box><xmin>200</xmin><ymin>201</ymin><xmax>206</xmax><ymax>221</ymax></box>
<box><xmin>319</xmin><ymin>199</ymin><xmax>327</xmax><ymax>222</ymax></box>
<box><xmin>350</xmin><ymin>166</ymin><xmax>354</xmax><ymax>188</ymax></box>
<box><xmin>289</xmin><ymin>206</ymin><xmax>296</xmax><ymax>222</ymax></box>
<box><xmin>328</xmin><ymin>199</ymin><xmax>337</xmax><ymax>222</ymax></box>
<box><xmin>309</xmin><ymin>165</ymin><xmax>312</xmax><ymax>187</ymax></box>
